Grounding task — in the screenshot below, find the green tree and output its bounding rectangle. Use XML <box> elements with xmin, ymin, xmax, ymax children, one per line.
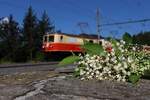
<box><xmin>37</xmin><ymin>11</ymin><xmax>55</xmax><ymax>48</ymax></box>
<box><xmin>23</xmin><ymin>6</ymin><xmax>37</xmax><ymax>61</ymax></box>
<box><xmin>133</xmin><ymin>31</ymin><xmax>150</xmax><ymax>45</ymax></box>
<box><xmin>0</xmin><ymin>15</ymin><xmax>20</xmax><ymax>61</ymax></box>
<box><xmin>122</xmin><ymin>32</ymin><xmax>133</xmax><ymax>44</ymax></box>
<box><xmin>38</xmin><ymin>11</ymin><xmax>54</xmax><ymax>34</ymax></box>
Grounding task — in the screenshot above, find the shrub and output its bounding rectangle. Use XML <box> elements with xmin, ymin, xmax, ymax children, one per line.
<box><xmin>60</xmin><ymin>39</ymin><xmax>150</xmax><ymax>83</ymax></box>
<box><xmin>34</xmin><ymin>51</ymin><xmax>45</xmax><ymax>62</ymax></box>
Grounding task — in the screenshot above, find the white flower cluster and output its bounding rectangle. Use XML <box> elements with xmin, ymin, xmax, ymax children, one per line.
<box><xmin>75</xmin><ymin>40</ymin><xmax>150</xmax><ymax>82</ymax></box>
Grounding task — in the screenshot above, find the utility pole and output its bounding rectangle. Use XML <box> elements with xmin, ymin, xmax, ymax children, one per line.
<box><xmin>96</xmin><ymin>8</ymin><xmax>100</xmax><ymax>42</ymax></box>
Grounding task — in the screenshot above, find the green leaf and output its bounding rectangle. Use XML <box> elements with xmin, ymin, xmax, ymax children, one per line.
<box><xmin>73</xmin><ymin>70</ymin><xmax>80</xmax><ymax>77</ymax></box>
<box><xmin>82</xmin><ymin>42</ymin><xmax>105</xmax><ymax>56</ymax></box>
<box><xmin>110</xmin><ymin>39</ymin><xmax>118</xmax><ymax>47</ymax></box>
<box><xmin>129</xmin><ymin>74</ymin><xmax>140</xmax><ymax>84</ymax></box>
<box><xmin>122</xmin><ymin>32</ymin><xmax>133</xmax><ymax>44</ymax></box>
<box><xmin>110</xmin><ymin>39</ymin><xmax>121</xmax><ymax>56</ymax></box>
<box><xmin>58</xmin><ymin>56</ymin><xmax>80</xmax><ymax>66</ymax></box>
<box><xmin>74</xmin><ymin>64</ymin><xmax>86</xmax><ymax>77</ymax></box>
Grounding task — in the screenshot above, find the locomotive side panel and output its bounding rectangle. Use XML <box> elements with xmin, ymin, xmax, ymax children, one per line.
<box><xmin>42</xmin><ymin>34</ymin><xmax>83</xmax><ymax>52</ymax></box>
<box><xmin>42</xmin><ymin>33</ymin><xmax>105</xmax><ymax>53</ymax></box>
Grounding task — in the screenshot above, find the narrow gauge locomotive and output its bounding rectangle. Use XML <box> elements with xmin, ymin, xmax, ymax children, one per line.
<box><xmin>42</xmin><ymin>33</ymin><xmax>104</xmax><ymax>53</ymax></box>
<box><xmin>42</xmin><ymin>33</ymin><xmax>149</xmax><ymax>54</ymax></box>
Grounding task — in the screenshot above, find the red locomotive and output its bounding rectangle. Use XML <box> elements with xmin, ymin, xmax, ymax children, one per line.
<box><xmin>42</xmin><ymin>33</ymin><xmax>104</xmax><ymax>53</ymax></box>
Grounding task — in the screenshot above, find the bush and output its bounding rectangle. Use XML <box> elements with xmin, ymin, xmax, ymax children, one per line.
<box><xmin>34</xmin><ymin>51</ymin><xmax>45</xmax><ymax>62</ymax></box>
<box><xmin>0</xmin><ymin>57</ymin><xmax>12</xmax><ymax>64</ymax></box>
<box><xmin>75</xmin><ymin>40</ymin><xmax>150</xmax><ymax>83</ymax></box>
<box><xmin>60</xmin><ymin>39</ymin><xmax>150</xmax><ymax>84</ymax></box>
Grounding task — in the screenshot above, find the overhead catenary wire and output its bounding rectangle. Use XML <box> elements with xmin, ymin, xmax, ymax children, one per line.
<box><xmin>100</xmin><ymin>18</ymin><xmax>150</xmax><ymax>27</ymax></box>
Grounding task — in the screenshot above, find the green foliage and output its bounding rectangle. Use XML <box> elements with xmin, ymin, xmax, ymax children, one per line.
<box><xmin>35</xmin><ymin>51</ymin><xmax>45</xmax><ymax>62</ymax></box>
<box><xmin>0</xmin><ymin>15</ymin><xmax>20</xmax><ymax>62</ymax></box>
<box><xmin>0</xmin><ymin>6</ymin><xmax>56</xmax><ymax>63</ymax></box>
<box><xmin>0</xmin><ymin>58</ymin><xmax>12</xmax><ymax>64</ymax></box>
<box><xmin>59</xmin><ymin>56</ymin><xmax>80</xmax><ymax>66</ymax></box>
<box><xmin>122</xmin><ymin>32</ymin><xmax>133</xmax><ymax>44</ymax></box>
<box><xmin>110</xmin><ymin>39</ymin><xmax>122</xmax><ymax>56</ymax></box>
<box><xmin>38</xmin><ymin>11</ymin><xmax>55</xmax><ymax>35</ymax></box>
<box><xmin>73</xmin><ymin>70</ymin><xmax>80</xmax><ymax>77</ymax></box>
<box><xmin>129</xmin><ymin>74</ymin><xmax>140</xmax><ymax>84</ymax></box>
<box><xmin>82</xmin><ymin>42</ymin><xmax>105</xmax><ymax>56</ymax></box>
<box><xmin>74</xmin><ymin>39</ymin><xmax>150</xmax><ymax>83</ymax></box>
<box><xmin>143</xmin><ymin>69</ymin><xmax>150</xmax><ymax>80</ymax></box>
<box><xmin>110</xmin><ymin>38</ymin><xmax>117</xmax><ymax>47</ymax></box>
<box><xmin>74</xmin><ymin>64</ymin><xmax>86</xmax><ymax>77</ymax></box>
<box><xmin>23</xmin><ymin>6</ymin><xmax>38</xmax><ymax>61</ymax></box>
<box><xmin>133</xmin><ymin>31</ymin><xmax>150</xmax><ymax>45</ymax></box>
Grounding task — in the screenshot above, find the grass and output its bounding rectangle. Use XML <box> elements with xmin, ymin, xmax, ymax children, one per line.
<box><xmin>0</xmin><ymin>59</ymin><xmax>13</xmax><ymax>64</ymax></box>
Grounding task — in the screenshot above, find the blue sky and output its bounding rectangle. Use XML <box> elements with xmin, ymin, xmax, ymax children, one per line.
<box><xmin>0</xmin><ymin>0</ymin><xmax>150</xmax><ymax>38</ymax></box>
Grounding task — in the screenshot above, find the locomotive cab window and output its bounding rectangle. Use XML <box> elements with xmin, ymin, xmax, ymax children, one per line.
<box><xmin>49</xmin><ymin>36</ymin><xmax>54</xmax><ymax>42</ymax></box>
<box><xmin>99</xmin><ymin>41</ymin><xmax>102</xmax><ymax>45</ymax></box>
<box><xmin>44</xmin><ymin>36</ymin><xmax>47</xmax><ymax>42</ymax></box>
<box><xmin>89</xmin><ymin>40</ymin><xmax>93</xmax><ymax>43</ymax></box>
<box><xmin>60</xmin><ymin>36</ymin><xmax>63</xmax><ymax>41</ymax></box>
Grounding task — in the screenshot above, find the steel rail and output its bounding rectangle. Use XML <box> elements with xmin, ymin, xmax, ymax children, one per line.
<box><xmin>0</xmin><ymin>62</ymin><xmax>59</xmax><ymax>68</ymax></box>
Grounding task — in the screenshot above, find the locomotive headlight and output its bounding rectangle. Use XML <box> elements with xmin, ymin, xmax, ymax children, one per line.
<box><xmin>46</xmin><ymin>43</ymin><xmax>49</xmax><ymax>47</ymax></box>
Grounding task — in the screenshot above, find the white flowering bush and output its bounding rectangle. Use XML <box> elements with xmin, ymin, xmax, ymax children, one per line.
<box><xmin>59</xmin><ymin>39</ymin><xmax>150</xmax><ymax>83</ymax></box>
<box><xmin>74</xmin><ymin>40</ymin><xmax>150</xmax><ymax>83</ymax></box>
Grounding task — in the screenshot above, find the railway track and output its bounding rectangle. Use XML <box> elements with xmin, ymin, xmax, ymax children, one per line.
<box><xmin>0</xmin><ymin>62</ymin><xmax>60</xmax><ymax>75</ymax></box>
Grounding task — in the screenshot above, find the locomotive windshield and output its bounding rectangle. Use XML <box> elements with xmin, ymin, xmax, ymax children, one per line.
<box><xmin>48</xmin><ymin>36</ymin><xmax>54</xmax><ymax>42</ymax></box>
<box><xmin>43</xmin><ymin>35</ymin><xmax>54</xmax><ymax>42</ymax></box>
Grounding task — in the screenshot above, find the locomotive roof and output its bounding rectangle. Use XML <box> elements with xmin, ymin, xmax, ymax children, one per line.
<box><xmin>45</xmin><ymin>32</ymin><xmax>103</xmax><ymax>39</ymax></box>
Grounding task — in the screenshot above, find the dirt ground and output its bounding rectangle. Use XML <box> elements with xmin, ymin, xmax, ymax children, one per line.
<box><xmin>0</xmin><ymin>71</ymin><xmax>59</xmax><ymax>85</ymax></box>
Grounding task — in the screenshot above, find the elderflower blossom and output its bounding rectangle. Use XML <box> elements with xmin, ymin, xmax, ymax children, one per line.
<box><xmin>74</xmin><ymin>40</ymin><xmax>150</xmax><ymax>82</ymax></box>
